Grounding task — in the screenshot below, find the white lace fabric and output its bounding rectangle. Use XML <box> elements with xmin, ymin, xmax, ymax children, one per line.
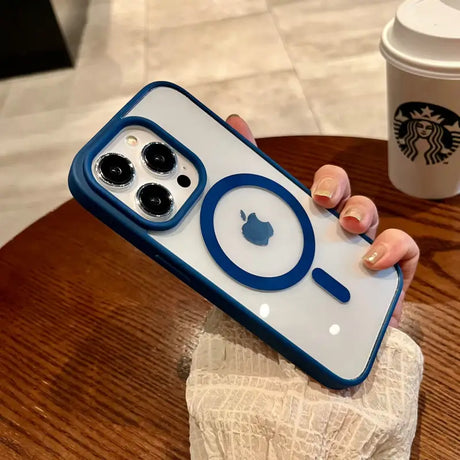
<box><xmin>186</xmin><ymin>308</ymin><xmax>424</xmax><ymax>460</ymax></box>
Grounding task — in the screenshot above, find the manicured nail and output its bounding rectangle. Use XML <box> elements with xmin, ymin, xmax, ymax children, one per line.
<box><xmin>363</xmin><ymin>244</ymin><xmax>386</xmax><ymax>264</ymax></box>
<box><xmin>342</xmin><ymin>207</ymin><xmax>362</xmax><ymax>222</ymax></box>
<box><xmin>312</xmin><ymin>178</ymin><xmax>336</xmax><ymax>199</ymax></box>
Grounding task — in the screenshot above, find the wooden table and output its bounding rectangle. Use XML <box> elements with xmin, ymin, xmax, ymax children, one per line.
<box><xmin>0</xmin><ymin>137</ymin><xmax>458</xmax><ymax>459</ymax></box>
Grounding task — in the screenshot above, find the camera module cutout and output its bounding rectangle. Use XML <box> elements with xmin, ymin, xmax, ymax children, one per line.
<box><xmin>92</xmin><ymin>126</ymin><xmax>200</xmax><ymax>224</ymax></box>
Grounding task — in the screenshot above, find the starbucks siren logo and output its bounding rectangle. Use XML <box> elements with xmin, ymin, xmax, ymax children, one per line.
<box><xmin>393</xmin><ymin>102</ymin><xmax>460</xmax><ymax>165</ymax></box>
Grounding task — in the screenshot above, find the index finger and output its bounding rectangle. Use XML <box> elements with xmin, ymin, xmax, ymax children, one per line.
<box><xmin>311</xmin><ymin>165</ymin><xmax>351</xmax><ymax>211</ymax></box>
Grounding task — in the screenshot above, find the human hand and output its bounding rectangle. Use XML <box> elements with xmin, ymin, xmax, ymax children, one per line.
<box><xmin>225</xmin><ymin>114</ymin><xmax>419</xmax><ymax>328</ymax></box>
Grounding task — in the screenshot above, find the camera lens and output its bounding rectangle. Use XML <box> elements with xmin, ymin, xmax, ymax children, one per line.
<box><xmin>97</xmin><ymin>153</ymin><xmax>134</xmax><ymax>186</ymax></box>
<box><xmin>142</xmin><ymin>142</ymin><xmax>176</xmax><ymax>174</ymax></box>
<box><xmin>137</xmin><ymin>183</ymin><xmax>173</xmax><ymax>217</ymax></box>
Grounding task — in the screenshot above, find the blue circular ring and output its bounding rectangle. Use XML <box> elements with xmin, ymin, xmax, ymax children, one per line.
<box><xmin>200</xmin><ymin>173</ymin><xmax>315</xmax><ymax>291</ymax></box>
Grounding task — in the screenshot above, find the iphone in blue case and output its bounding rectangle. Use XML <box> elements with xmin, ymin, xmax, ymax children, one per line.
<box><xmin>68</xmin><ymin>82</ymin><xmax>402</xmax><ymax>389</ymax></box>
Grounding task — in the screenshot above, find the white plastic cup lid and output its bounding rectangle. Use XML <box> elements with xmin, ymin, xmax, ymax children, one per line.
<box><xmin>380</xmin><ymin>0</ymin><xmax>460</xmax><ymax>79</ymax></box>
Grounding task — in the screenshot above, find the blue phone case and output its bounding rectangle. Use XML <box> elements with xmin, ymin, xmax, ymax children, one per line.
<box><xmin>69</xmin><ymin>82</ymin><xmax>402</xmax><ymax>389</ymax></box>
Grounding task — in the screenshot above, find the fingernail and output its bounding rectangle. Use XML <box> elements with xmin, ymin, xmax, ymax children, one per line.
<box><xmin>363</xmin><ymin>244</ymin><xmax>386</xmax><ymax>264</ymax></box>
<box><xmin>312</xmin><ymin>178</ymin><xmax>336</xmax><ymax>199</ymax></box>
<box><xmin>228</xmin><ymin>113</ymin><xmax>240</xmax><ymax>119</ymax></box>
<box><xmin>342</xmin><ymin>207</ymin><xmax>362</xmax><ymax>222</ymax></box>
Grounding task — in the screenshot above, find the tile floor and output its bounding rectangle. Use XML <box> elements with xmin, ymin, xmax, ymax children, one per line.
<box><xmin>0</xmin><ymin>0</ymin><xmax>401</xmax><ymax>247</ymax></box>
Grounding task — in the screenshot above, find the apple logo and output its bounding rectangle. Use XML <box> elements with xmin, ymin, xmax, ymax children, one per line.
<box><xmin>240</xmin><ymin>210</ymin><xmax>274</xmax><ymax>246</ymax></box>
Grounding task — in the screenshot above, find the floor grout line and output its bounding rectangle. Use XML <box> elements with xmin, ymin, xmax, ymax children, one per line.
<box><xmin>146</xmin><ymin>9</ymin><xmax>271</xmax><ymax>33</ymax></box>
<box><xmin>268</xmin><ymin>6</ymin><xmax>323</xmax><ymax>135</ymax></box>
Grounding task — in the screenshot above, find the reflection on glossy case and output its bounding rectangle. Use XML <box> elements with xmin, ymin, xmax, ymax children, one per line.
<box><xmin>68</xmin><ymin>82</ymin><xmax>402</xmax><ymax>389</ymax></box>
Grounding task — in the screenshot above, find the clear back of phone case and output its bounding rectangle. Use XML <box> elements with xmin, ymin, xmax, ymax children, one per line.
<box><xmin>122</xmin><ymin>86</ymin><xmax>399</xmax><ymax>381</ymax></box>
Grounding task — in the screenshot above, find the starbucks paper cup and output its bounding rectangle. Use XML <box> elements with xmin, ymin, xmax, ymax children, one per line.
<box><xmin>380</xmin><ymin>0</ymin><xmax>460</xmax><ymax>199</ymax></box>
